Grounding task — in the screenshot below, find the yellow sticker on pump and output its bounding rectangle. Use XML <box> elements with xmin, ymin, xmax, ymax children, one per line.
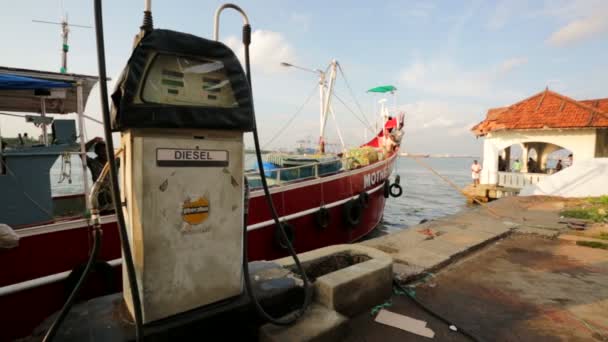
<box><xmin>182</xmin><ymin>197</ymin><xmax>209</xmax><ymax>225</ymax></box>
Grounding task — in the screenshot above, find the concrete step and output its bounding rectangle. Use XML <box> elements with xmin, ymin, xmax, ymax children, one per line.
<box><xmin>259</xmin><ymin>304</ymin><xmax>348</xmax><ymax>342</ymax></box>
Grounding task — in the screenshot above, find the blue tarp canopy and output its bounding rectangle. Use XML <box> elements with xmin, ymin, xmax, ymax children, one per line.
<box><xmin>0</xmin><ymin>74</ymin><xmax>72</xmax><ymax>90</ymax></box>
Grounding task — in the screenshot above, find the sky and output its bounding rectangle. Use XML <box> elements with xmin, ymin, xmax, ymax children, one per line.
<box><xmin>1</xmin><ymin>0</ymin><xmax>607</xmax><ymax>155</ymax></box>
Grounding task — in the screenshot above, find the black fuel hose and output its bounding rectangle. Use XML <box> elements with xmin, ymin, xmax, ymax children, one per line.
<box><xmin>392</xmin><ymin>279</ymin><xmax>482</xmax><ymax>342</ymax></box>
<box><xmin>242</xmin><ymin>23</ymin><xmax>313</xmax><ymax>325</ymax></box>
<box><xmin>93</xmin><ymin>1</ymin><xmax>144</xmax><ymax>341</ymax></box>
<box><xmin>42</xmin><ymin>227</ymin><xmax>101</xmax><ymax>342</ymax></box>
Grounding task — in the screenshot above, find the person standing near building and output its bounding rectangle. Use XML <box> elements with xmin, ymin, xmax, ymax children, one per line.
<box><xmin>512</xmin><ymin>159</ymin><xmax>521</xmax><ymax>172</ymax></box>
<box><xmin>471</xmin><ymin>160</ymin><xmax>482</xmax><ymax>187</ymax></box>
<box><xmin>565</xmin><ymin>154</ymin><xmax>573</xmax><ymax>168</ymax></box>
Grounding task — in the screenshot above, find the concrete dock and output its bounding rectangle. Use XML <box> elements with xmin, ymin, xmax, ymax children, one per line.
<box><xmin>361</xmin><ymin>195</ymin><xmax>564</xmax><ymax>281</ymax></box>
<box><xmin>260</xmin><ymin>195</ymin><xmax>608</xmax><ymax>341</ymax></box>
<box><xmin>348</xmin><ymin>195</ymin><xmax>608</xmax><ymax>341</ymax></box>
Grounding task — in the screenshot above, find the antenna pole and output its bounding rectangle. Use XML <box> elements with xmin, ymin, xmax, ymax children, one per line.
<box><xmin>61</xmin><ymin>19</ymin><xmax>69</xmax><ymax>73</ymax></box>
<box><xmin>33</xmin><ymin>17</ymin><xmax>92</xmax><ymax>73</ymax></box>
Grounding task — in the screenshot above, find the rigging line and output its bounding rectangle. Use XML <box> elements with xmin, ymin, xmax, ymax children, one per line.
<box><xmin>332</xmin><ymin>91</ymin><xmax>376</xmax><ymax>134</ymax></box>
<box><xmin>245</xmin><ymin>82</ymin><xmax>319</xmax><ymax>161</ymax></box>
<box><xmin>337</xmin><ymin>63</ymin><xmax>374</xmax><ymax>129</ymax></box>
<box><xmin>0</xmin><ymin>111</ymin><xmax>24</xmax><ymax>118</ymax></box>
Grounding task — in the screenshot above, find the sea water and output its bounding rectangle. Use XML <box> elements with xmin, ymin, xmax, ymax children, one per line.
<box><xmin>51</xmin><ymin>155</ymin><xmax>475</xmax><ymax>231</ymax></box>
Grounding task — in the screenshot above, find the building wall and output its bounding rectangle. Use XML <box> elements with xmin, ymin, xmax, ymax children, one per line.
<box><xmin>480</xmin><ymin>128</ymin><xmax>597</xmax><ymax>185</ymax></box>
<box><xmin>596</xmin><ymin>129</ymin><xmax>608</xmax><ymax>158</ymax></box>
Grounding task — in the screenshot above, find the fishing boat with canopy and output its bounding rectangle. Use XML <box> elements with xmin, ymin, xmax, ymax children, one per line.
<box><xmin>0</xmin><ymin>45</ymin><xmax>404</xmax><ymax>342</ymax></box>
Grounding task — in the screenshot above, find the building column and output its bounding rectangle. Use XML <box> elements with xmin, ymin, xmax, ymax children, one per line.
<box><xmin>536</xmin><ymin>144</ymin><xmax>547</xmax><ymax>172</ymax></box>
<box><xmin>521</xmin><ymin>143</ymin><xmax>529</xmax><ymax>172</ymax></box>
<box><xmin>481</xmin><ymin>138</ymin><xmax>499</xmax><ymax>185</ymax></box>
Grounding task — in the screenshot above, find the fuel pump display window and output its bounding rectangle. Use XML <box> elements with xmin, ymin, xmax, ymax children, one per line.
<box><xmin>142</xmin><ymin>54</ymin><xmax>238</xmax><ymax>108</ymax></box>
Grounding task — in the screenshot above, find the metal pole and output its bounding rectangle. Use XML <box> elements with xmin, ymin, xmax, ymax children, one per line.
<box><xmin>320</xmin><ymin>60</ymin><xmax>337</xmax><ymax>147</ymax></box>
<box><xmin>61</xmin><ymin>20</ymin><xmax>69</xmax><ymax>73</ymax></box>
<box><xmin>40</xmin><ymin>98</ymin><xmax>48</xmax><ymax>146</ymax></box>
<box><xmin>319</xmin><ymin>72</ymin><xmax>325</xmax><ymax>142</ymax></box>
<box><xmin>76</xmin><ymin>83</ymin><xmax>90</xmax><ymax>209</ymax></box>
<box><xmin>213</xmin><ymin>3</ymin><xmax>250</xmax><ymax>41</ymax></box>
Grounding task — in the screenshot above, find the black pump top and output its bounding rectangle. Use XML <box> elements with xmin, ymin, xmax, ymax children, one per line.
<box><xmin>110</xmin><ymin>29</ymin><xmax>254</xmax><ymax>132</ymax></box>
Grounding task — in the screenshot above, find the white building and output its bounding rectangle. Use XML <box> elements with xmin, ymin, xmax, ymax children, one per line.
<box><xmin>471</xmin><ymin>89</ymin><xmax>608</xmax><ymax>190</ymax></box>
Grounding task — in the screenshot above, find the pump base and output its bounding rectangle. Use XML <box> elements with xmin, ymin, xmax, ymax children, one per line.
<box><xmin>30</xmin><ymin>262</ymin><xmax>305</xmax><ymax>341</ymax></box>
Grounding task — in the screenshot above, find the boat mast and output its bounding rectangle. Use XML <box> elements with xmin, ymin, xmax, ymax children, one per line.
<box><xmin>33</xmin><ymin>15</ymin><xmax>92</xmax><ymax>74</ymax></box>
<box><xmin>319</xmin><ymin>60</ymin><xmax>337</xmax><ymax>153</ymax></box>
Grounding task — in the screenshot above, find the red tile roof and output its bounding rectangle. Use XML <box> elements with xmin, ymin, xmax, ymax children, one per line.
<box><xmin>472</xmin><ymin>89</ymin><xmax>608</xmax><ymax>136</ymax></box>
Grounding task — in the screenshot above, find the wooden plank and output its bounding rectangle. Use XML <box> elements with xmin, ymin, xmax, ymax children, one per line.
<box><xmin>375</xmin><ymin>309</ymin><xmax>435</xmax><ymax>338</ymax></box>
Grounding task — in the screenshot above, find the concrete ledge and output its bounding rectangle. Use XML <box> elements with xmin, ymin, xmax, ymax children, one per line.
<box><xmin>275</xmin><ymin>244</ymin><xmax>393</xmax><ymax>317</ymax></box>
<box><xmin>259</xmin><ymin>304</ymin><xmax>348</xmax><ymax>342</ymax></box>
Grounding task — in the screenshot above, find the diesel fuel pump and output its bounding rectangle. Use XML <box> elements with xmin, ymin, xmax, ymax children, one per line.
<box><xmin>109</xmin><ymin>27</ymin><xmax>255</xmax><ymax>323</ymax></box>
<box><xmin>42</xmin><ymin>3</ymin><xmax>312</xmax><ymax>340</ymax></box>
<box><xmin>90</xmin><ymin>1</ymin><xmax>312</xmax><ymax>340</ymax></box>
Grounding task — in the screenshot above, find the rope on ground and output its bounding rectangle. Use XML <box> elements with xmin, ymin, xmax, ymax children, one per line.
<box><xmin>393</xmin><ymin>279</ymin><xmax>483</xmax><ymax>342</ymax></box>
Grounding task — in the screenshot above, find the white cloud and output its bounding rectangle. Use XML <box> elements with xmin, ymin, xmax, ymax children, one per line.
<box><xmin>547</xmin><ymin>15</ymin><xmax>608</xmax><ymax>46</ymax></box>
<box><xmin>224</xmin><ymin>30</ymin><xmax>296</xmax><ymax>74</ymax></box>
<box><xmin>399</xmin><ymin>57</ymin><xmax>527</xmax><ymax>99</ymax></box>
<box><xmin>497</xmin><ymin>57</ymin><xmax>528</xmax><ymax>74</ymax></box>
<box><xmin>544</xmin><ymin>0</ymin><xmax>608</xmax><ymax>47</ymax></box>
<box><xmin>423</xmin><ymin>117</ymin><xmax>454</xmax><ymax>129</ymax></box>
<box><xmin>447</xmin><ymin>121</ymin><xmax>478</xmax><ymax>137</ymax></box>
<box><xmin>397</xmin><ymin>100</ymin><xmax>485</xmax><ymax>154</ymax></box>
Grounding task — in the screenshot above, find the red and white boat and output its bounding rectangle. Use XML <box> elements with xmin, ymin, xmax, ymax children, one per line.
<box><xmin>0</xmin><ymin>60</ymin><xmax>403</xmax><ymax>340</ymax></box>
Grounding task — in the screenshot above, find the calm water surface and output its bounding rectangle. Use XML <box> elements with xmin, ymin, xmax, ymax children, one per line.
<box><xmin>381</xmin><ymin>157</ymin><xmax>475</xmax><ymax>233</ymax></box>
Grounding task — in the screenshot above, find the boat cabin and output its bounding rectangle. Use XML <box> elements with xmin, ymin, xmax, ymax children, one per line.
<box><xmin>0</xmin><ymin>67</ymin><xmax>98</xmax><ymax>226</ymax></box>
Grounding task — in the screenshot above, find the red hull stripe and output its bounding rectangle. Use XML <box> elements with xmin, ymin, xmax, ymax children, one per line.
<box><xmin>248</xmin><ymin>182</ymin><xmax>384</xmax><ymax>231</ymax></box>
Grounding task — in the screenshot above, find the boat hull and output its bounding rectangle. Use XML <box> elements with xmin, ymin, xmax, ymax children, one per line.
<box><xmin>0</xmin><ymin>153</ymin><xmax>397</xmax><ymax>341</ymax></box>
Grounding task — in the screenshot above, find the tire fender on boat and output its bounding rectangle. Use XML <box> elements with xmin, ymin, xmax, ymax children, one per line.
<box><xmin>274</xmin><ymin>222</ymin><xmax>295</xmax><ymax>249</ymax></box>
<box><xmin>343</xmin><ymin>199</ymin><xmax>362</xmax><ymax>227</ymax></box>
<box><xmin>389</xmin><ymin>183</ymin><xmax>403</xmax><ymax>198</ymax></box>
<box><xmin>315</xmin><ymin>207</ymin><xmax>331</xmax><ymax>230</ymax></box>
<box><xmin>358</xmin><ymin>191</ymin><xmax>370</xmax><ymax>208</ymax></box>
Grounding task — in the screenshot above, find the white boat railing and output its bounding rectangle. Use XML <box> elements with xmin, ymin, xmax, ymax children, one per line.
<box><xmin>497</xmin><ymin>171</ymin><xmax>548</xmax><ymax>189</ymax></box>
<box><xmin>245</xmin><ymin>158</ymin><xmax>345</xmax><ymax>187</ymax></box>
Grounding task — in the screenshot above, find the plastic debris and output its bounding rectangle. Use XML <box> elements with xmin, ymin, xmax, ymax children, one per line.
<box><xmin>449</xmin><ymin>325</ymin><xmax>458</xmax><ymax>332</ymax></box>
<box><xmin>375</xmin><ymin>309</ymin><xmax>435</xmax><ymax>338</ymax></box>
<box><xmin>0</xmin><ymin>224</ymin><xmax>19</xmax><ymax>249</ymax></box>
